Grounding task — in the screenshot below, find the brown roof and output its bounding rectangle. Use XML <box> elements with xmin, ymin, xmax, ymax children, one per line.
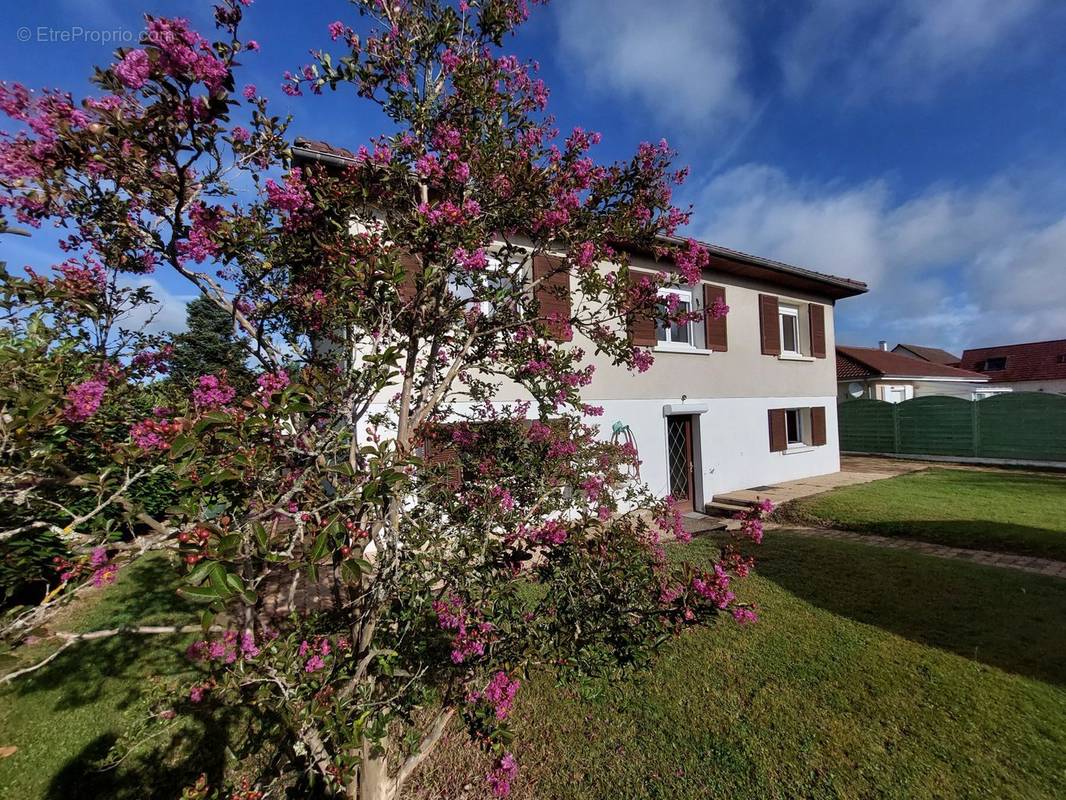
<box><xmin>892</xmin><ymin>343</ymin><xmax>960</xmax><ymax>366</ymax></box>
<box><xmin>837</xmin><ymin>346</ymin><xmax>988</xmax><ymax>381</ymax></box>
<box><xmin>958</xmin><ymin>339</ymin><xmax>1066</xmax><ymax>383</ymax></box>
<box><xmin>290</xmin><ymin>137</ymin><xmax>869</xmax><ymax>301</ymax></box>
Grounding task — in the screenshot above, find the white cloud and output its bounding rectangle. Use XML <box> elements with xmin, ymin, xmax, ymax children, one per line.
<box><xmin>688</xmin><ymin>164</ymin><xmax>1066</xmax><ymax>352</ymax></box>
<box><xmin>779</xmin><ymin>0</ymin><xmax>1048</xmax><ymax>101</ymax></box>
<box><xmin>119</xmin><ymin>276</ymin><xmax>195</xmax><ymax>336</ymax></box>
<box><xmin>554</xmin><ymin>0</ymin><xmax>750</xmax><ymax>128</ymax></box>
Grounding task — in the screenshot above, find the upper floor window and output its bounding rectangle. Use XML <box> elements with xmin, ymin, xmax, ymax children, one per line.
<box><xmin>656</xmin><ymin>288</ymin><xmax>693</xmax><ymax>346</ymax></box>
<box><xmin>978</xmin><ymin>357</ymin><xmax>1007</xmax><ymax>371</ymax></box>
<box><xmin>779</xmin><ymin>304</ymin><xmax>801</xmax><ymax>356</ymax></box>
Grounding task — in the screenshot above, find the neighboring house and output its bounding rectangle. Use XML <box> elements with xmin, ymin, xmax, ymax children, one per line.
<box><xmin>959</xmin><ymin>339</ymin><xmax>1066</xmax><ymax>393</ymax></box>
<box><xmin>891</xmin><ymin>342</ymin><xmax>960</xmax><ymax>367</ymax></box>
<box><xmin>293</xmin><ymin>138</ymin><xmax>869</xmax><ymax>511</ymax></box>
<box><xmin>837</xmin><ymin>345</ymin><xmax>991</xmax><ymax>402</ymax></box>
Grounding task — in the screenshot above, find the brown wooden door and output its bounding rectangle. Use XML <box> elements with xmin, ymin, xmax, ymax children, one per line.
<box><xmin>667</xmin><ymin>415</ymin><xmax>696</xmax><ymax>511</ymax></box>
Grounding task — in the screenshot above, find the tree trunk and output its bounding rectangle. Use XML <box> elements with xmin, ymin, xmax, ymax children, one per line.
<box><xmin>352</xmin><ymin>743</ymin><xmax>392</xmax><ymax>800</ymax></box>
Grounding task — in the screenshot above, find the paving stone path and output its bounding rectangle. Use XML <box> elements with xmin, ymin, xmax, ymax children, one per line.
<box><xmin>772</xmin><ymin>524</ymin><xmax>1066</xmax><ymax>579</ymax></box>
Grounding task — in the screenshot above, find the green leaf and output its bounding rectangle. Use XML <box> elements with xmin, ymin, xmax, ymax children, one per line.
<box><xmin>169</xmin><ymin>435</ymin><xmax>195</xmax><ymax>459</ymax></box>
<box><xmin>177</xmin><ymin>585</ymin><xmax>220</xmax><ymax>603</ymax></box>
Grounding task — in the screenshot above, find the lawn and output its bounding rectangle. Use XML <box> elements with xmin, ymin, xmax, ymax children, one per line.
<box><xmin>3</xmin><ymin>535</ymin><xmax>1066</xmax><ymax>800</ymax></box>
<box><xmin>783</xmin><ymin>467</ymin><xmax>1066</xmax><ymax>562</ymax></box>
<box><xmin>0</xmin><ymin>553</ymin><xmax>215</xmax><ymax>800</ymax></box>
<box><xmin>408</xmin><ymin>533</ymin><xmax>1066</xmax><ymax>800</ymax></box>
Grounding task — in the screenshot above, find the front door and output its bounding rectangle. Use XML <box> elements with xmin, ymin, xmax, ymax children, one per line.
<box><xmin>666</xmin><ymin>415</ymin><xmax>696</xmax><ymax>511</ymax></box>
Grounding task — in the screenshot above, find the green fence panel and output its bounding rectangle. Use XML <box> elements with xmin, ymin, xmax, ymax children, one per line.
<box><xmin>838</xmin><ymin>392</ymin><xmax>1066</xmax><ymax>462</ymax></box>
<box><xmin>976</xmin><ymin>392</ymin><xmax>1066</xmax><ymax>461</ymax></box>
<box><xmin>838</xmin><ymin>399</ymin><xmax>897</xmax><ymax>453</ymax></box>
<box><xmin>896</xmin><ymin>395</ymin><xmax>975</xmax><ymax>457</ymax></box>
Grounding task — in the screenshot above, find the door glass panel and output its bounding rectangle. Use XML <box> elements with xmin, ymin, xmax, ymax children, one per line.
<box><xmin>667</xmin><ymin>416</ymin><xmax>690</xmax><ymax>499</ymax></box>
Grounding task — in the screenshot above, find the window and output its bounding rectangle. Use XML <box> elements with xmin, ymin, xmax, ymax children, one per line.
<box><xmin>779</xmin><ymin>304</ymin><xmax>800</xmax><ymax>356</ymax></box>
<box><xmin>1057</xmin><ymin>354</ymin><xmax>1066</xmax><ymax>364</ymax></box>
<box><xmin>785</xmin><ymin>408</ymin><xmax>803</xmax><ymax>445</ymax></box>
<box><xmin>979</xmin><ymin>357</ymin><xmax>1007</xmax><ymax>371</ymax></box>
<box><xmin>448</xmin><ymin>253</ymin><xmax>514</xmax><ymax>317</ymax></box>
<box><xmin>770</xmin><ymin>406</ymin><xmax>827</xmax><ymax>452</ymax></box>
<box><xmin>655</xmin><ymin>288</ymin><xmax>692</xmax><ymax>346</ymax></box>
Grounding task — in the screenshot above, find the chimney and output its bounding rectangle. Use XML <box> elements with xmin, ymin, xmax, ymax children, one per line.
<box><xmin>879</xmin><ymin>340</ymin><xmax>888</xmax><ymax>351</ymax></box>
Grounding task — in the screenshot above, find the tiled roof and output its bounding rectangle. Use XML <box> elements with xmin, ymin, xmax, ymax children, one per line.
<box><xmin>290</xmin><ymin>137</ymin><xmax>869</xmax><ymax>299</ymax></box>
<box><xmin>893</xmin><ymin>343</ymin><xmax>960</xmax><ymax>366</ymax></box>
<box><xmin>837</xmin><ymin>346</ymin><xmax>988</xmax><ymax>381</ymax></box>
<box><xmin>959</xmin><ymin>339</ymin><xmax>1066</xmax><ymax>383</ymax></box>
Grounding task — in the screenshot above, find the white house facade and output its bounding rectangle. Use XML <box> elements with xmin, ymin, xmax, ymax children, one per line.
<box><xmin>486</xmin><ymin>242</ymin><xmax>867</xmax><ymax>511</ymax></box>
<box><xmin>293</xmin><ymin>139</ymin><xmax>868</xmax><ymax>513</ymax></box>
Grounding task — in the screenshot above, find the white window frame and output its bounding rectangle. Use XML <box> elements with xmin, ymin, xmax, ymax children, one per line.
<box><xmin>779</xmin><ymin>304</ymin><xmax>801</xmax><ymax>357</ymax></box>
<box><xmin>655</xmin><ymin>287</ymin><xmax>695</xmax><ymax>349</ymax></box>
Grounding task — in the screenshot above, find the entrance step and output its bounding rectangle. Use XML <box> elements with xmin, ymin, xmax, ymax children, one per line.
<box><xmin>704</xmin><ymin>499</ymin><xmax>753</xmax><ymax>518</ymax></box>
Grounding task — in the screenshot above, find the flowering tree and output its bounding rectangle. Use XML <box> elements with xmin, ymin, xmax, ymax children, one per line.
<box><xmin>0</xmin><ymin>2</ymin><xmax>764</xmax><ymax>798</ymax></box>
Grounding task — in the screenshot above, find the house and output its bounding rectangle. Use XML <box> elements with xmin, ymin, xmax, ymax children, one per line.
<box><xmin>837</xmin><ymin>344</ymin><xmax>991</xmax><ymax>402</ymax></box>
<box><xmin>293</xmin><ymin>138</ymin><xmax>869</xmax><ymax>511</ymax></box>
<box><xmin>890</xmin><ymin>342</ymin><xmax>960</xmax><ymax>367</ymax></box>
<box><xmin>959</xmin><ymin>339</ymin><xmax>1066</xmax><ymax>393</ymax></box>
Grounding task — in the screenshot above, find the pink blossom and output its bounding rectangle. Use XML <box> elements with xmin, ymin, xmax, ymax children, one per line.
<box><xmin>482</xmin><ymin>671</ymin><xmax>520</xmax><ymax>720</ymax></box>
<box><xmin>732</xmin><ymin>607</ymin><xmax>758</xmax><ymax>625</ymax></box>
<box><xmin>245</xmin><ymin>40</ymin><xmax>259</xmax><ymax>52</ymax></box>
<box><xmin>256</xmin><ymin>370</ymin><xmax>290</xmax><ymax>406</ymax></box>
<box><xmin>264</xmin><ymin>168</ymin><xmax>311</xmax><ymax>214</ymax></box>
<box><xmin>192</xmin><ymin>373</ymin><xmax>236</xmax><ymax>409</ymax></box>
<box><xmin>328</xmin><ymin>21</ymin><xmax>346</xmax><ymax>40</ymax></box>
<box><xmin>304</xmin><ymin>654</ymin><xmax>325</xmax><ymax>673</ymax></box>
<box><xmin>486</xmin><ymin>752</ymin><xmax>518</xmax><ymax>798</ymax></box>
<box><xmin>63</xmin><ymin>378</ymin><xmax>107</xmax><ymax>422</ymax></box>
<box><xmin>453</xmin><ymin>247</ymin><xmax>489</xmax><ymax>271</ymax></box>
<box><xmin>440</xmin><ymin>48</ymin><xmax>461</xmax><ymax>73</ymax></box>
<box><xmin>114</xmin><ymin>49</ymin><xmax>151</xmax><ymax>89</ymax></box>
<box><xmin>231</xmin><ymin>126</ymin><xmax>250</xmax><ymax>143</ymax></box>
<box><xmin>242</xmin><ymin>84</ymin><xmax>257</xmax><ymax>100</ymax></box>
<box><xmin>528</xmin><ymin>519</ymin><xmax>567</xmax><ymax>546</ymax></box>
<box><xmin>189</xmin><ymin>685</ymin><xmax>206</xmax><ymax>703</ymax></box>
<box><xmin>434</xmin><ymin>595</ymin><xmax>493</xmax><ymax>664</ymax></box>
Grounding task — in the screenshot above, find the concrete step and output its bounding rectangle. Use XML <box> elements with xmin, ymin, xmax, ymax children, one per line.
<box><xmin>713</xmin><ymin>493</ymin><xmax>761</xmax><ymax>508</ymax></box>
<box><xmin>703</xmin><ymin>500</ymin><xmax>751</xmax><ymax>518</ymax></box>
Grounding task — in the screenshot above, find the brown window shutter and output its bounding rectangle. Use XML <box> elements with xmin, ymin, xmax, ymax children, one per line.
<box><xmin>423</xmin><ymin>428</ymin><xmax>462</xmax><ymax>490</ymax></box>
<box><xmin>759</xmin><ymin>294</ymin><xmax>780</xmax><ymax>355</ymax></box>
<box><xmin>768</xmin><ymin>409</ymin><xmax>787</xmax><ymax>452</ymax></box>
<box><xmin>532</xmin><ymin>254</ymin><xmax>572</xmax><ymax>341</ymax></box>
<box><xmin>809</xmin><ymin>304</ymin><xmax>826</xmax><ymax>359</ymax></box>
<box><xmin>397</xmin><ymin>250</ymin><xmax>420</xmax><ymax>303</ymax></box>
<box><xmin>703</xmin><ymin>284</ymin><xmax>728</xmax><ymax>352</ymax></box>
<box><xmin>810</xmin><ymin>406</ymin><xmax>827</xmax><ymax>446</ymax></box>
<box><xmin>628</xmin><ymin>309</ymin><xmax>657</xmax><ymax>348</ymax></box>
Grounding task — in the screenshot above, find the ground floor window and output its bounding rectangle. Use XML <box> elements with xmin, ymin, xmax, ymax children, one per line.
<box><xmin>785</xmin><ymin>408</ymin><xmax>804</xmax><ymax>445</ymax></box>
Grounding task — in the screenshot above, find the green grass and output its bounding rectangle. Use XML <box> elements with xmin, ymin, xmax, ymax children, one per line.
<box><xmin>408</xmin><ymin>533</ymin><xmax>1066</xmax><ymax>800</ymax></box>
<box><xmin>4</xmin><ymin>535</ymin><xmax>1066</xmax><ymax>800</ymax></box>
<box><xmin>784</xmin><ymin>467</ymin><xmax>1066</xmax><ymax>561</ymax></box>
<box><xmin>0</xmin><ymin>552</ymin><xmax>219</xmax><ymax>800</ymax></box>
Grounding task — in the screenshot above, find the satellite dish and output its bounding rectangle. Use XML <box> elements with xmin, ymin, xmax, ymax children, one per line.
<box><xmin>847</xmin><ymin>382</ymin><xmax>865</xmax><ymax>399</ymax></box>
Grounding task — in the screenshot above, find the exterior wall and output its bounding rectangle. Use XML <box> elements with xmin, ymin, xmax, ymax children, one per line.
<box><xmin>837</xmin><ymin>379</ymin><xmax>991</xmax><ymax>402</ymax></box>
<box><xmin>589</xmin><ymin>396</ymin><xmax>840</xmax><ymax>504</ymax></box>
<box><xmin>375</xmin><ymin>249</ymin><xmax>850</xmax><ymax>501</ymax></box>
<box><xmin>992</xmin><ymin>379</ymin><xmax>1066</xmax><ymax>394</ymax></box>
<box><xmin>580</xmin><ymin>254</ymin><xmax>838</xmax><ymax>401</ymax></box>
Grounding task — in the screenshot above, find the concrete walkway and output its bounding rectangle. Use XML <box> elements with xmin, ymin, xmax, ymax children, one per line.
<box><xmin>774</xmin><ymin>524</ymin><xmax>1066</xmax><ymax>579</ymax></box>
<box><xmin>718</xmin><ymin>455</ymin><xmax>1066</xmax><ymax>509</ymax></box>
<box><xmin>715</xmin><ymin>456</ymin><xmax>926</xmax><ymax>506</ymax></box>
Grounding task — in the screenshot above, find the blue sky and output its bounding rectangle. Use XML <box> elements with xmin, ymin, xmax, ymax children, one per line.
<box><xmin>3</xmin><ymin>0</ymin><xmax>1066</xmax><ymax>353</ymax></box>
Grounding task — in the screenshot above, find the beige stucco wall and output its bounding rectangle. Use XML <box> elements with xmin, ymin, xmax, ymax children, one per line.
<box><xmin>481</xmin><ymin>251</ymin><xmax>840</xmax><ymax>404</ymax></box>
<box><xmin>362</xmin><ymin>248</ymin><xmax>844</xmax><ymax>408</ymax></box>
